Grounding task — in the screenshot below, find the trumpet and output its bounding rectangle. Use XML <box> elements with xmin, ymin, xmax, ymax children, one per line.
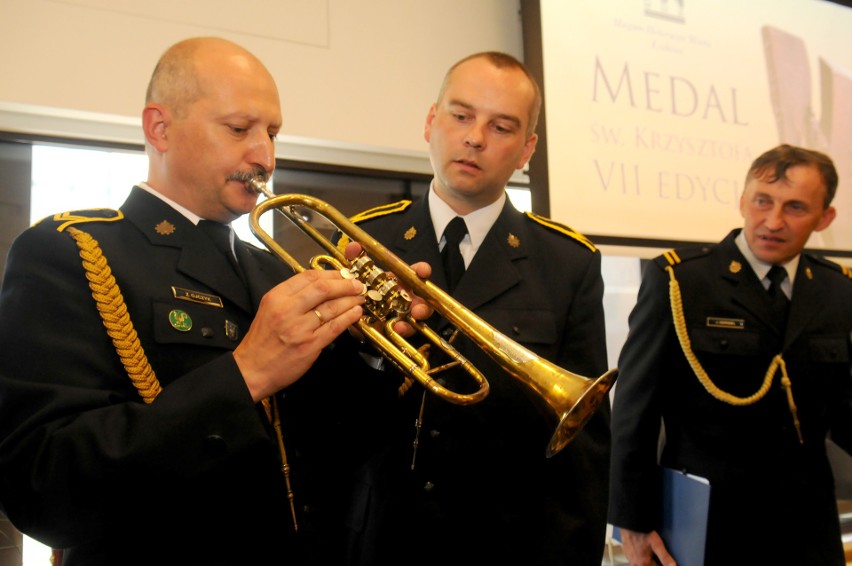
<box><xmin>247</xmin><ymin>178</ymin><xmax>617</xmax><ymax>458</ymax></box>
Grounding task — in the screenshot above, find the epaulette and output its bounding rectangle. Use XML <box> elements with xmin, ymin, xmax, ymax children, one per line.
<box><xmin>349</xmin><ymin>200</ymin><xmax>411</xmax><ymax>224</ymax></box>
<box><xmin>654</xmin><ymin>245</ymin><xmax>712</xmax><ymax>269</ymax></box>
<box><xmin>809</xmin><ymin>254</ymin><xmax>852</xmax><ymax>281</ymax></box>
<box><xmin>524</xmin><ymin>211</ymin><xmax>596</xmax><ymax>252</ymax></box>
<box><xmin>41</xmin><ymin>209</ymin><xmax>124</xmax><ymax>233</ymax></box>
<box><xmin>338</xmin><ymin>200</ymin><xmax>411</xmax><ymax>251</ymax></box>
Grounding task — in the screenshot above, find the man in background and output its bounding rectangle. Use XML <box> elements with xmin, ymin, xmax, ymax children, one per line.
<box><xmin>338</xmin><ymin>51</ymin><xmax>613</xmax><ymax>566</ymax></box>
<box><xmin>609</xmin><ymin>144</ymin><xmax>852</xmax><ymax>566</ymax></box>
<box><xmin>0</xmin><ymin>37</ymin><xmax>429</xmax><ymax>565</ymax></box>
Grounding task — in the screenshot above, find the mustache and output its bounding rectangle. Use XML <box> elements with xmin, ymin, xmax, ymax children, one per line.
<box><xmin>227</xmin><ymin>170</ymin><xmax>268</xmax><ymax>184</ymax></box>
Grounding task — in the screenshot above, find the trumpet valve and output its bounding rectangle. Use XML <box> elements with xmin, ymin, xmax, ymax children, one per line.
<box><xmin>345</xmin><ymin>253</ymin><xmax>411</xmax><ymax>322</ymax></box>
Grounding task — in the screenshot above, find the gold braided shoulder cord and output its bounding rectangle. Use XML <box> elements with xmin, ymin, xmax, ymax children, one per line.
<box><xmin>66</xmin><ymin>227</ymin><xmax>162</xmax><ymax>403</ymax></box>
<box><xmin>665</xmin><ymin>265</ymin><xmax>802</xmax><ymax>443</ymax></box>
<box><xmin>67</xmin><ymin>227</ymin><xmax>301</xmax><ymax>530</ymax></box>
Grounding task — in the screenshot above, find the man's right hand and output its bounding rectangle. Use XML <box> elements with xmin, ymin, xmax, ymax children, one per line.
<box><xmin>620</xmin><ymin>527</ymin><xmax>676</xmax><ymax>566</ymax></box>
<box><xmin>234</xmin><ymin>269</ymin><xmax>365</xmax><ymax>401</ymax></box>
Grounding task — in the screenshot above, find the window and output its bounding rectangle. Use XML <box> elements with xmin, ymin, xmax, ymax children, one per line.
<box><xmin>30</xmin><ymin>145</ymin><xmax>146</xmax><ymax>224</ymax></box>
<box><xmin>30</xmin><ymin>144</ymin><xmax>274</xmax><ymax>248</ymax></box>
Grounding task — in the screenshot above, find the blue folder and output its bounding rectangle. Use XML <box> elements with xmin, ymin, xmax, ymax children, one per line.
<box><xmin>660</xmin><ymin>466</ymin><xmax>711</xmax><ymax>566</ymax></box>
<box><xmin>611</xmin><ymin>467</ymin><xmax>710</xmax><ymax>566</ymax></box>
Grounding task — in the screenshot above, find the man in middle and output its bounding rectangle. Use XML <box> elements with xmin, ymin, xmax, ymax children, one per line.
<box><xmin>336</xmin><ymin>51</ymin><xmax>612</xmax><ymax>566</ymax></box>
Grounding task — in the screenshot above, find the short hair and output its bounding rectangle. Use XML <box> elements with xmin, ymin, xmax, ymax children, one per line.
<box><xmin>746</xmin><ymin>144</ymin><xmax>838</xmax><ymax>208</ymax></box>
<box><xmin>437</xmin><ymin>51</ymin><xmax>542</xmax><ymax>137</ymax></box>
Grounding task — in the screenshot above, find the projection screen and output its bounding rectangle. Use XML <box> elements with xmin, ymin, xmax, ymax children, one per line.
<box><xmin>536</xmin><ymin>0</ymin><xmax>852</xmax><ymax>256</ymax></box>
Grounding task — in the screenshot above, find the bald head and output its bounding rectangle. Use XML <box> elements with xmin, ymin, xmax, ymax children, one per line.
<box><xmin>146</xmin><ymin>37</ymin><xmax>276</xmax><ymax>118</ymax></box>
<box><xmin>141</xmin><ymin>37</ymin><xmax>282</xmax><ymax>221</ymax></box>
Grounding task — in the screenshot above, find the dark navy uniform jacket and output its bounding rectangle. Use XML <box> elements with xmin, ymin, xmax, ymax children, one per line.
<box><xmin>337</xmin><ymin>194</ymin><xmax>612</xmax><ymax>566</ymax></box>
<box><xmin>609</xmin><ymin>229</ymin><xmax>852</xmax><ymax>566</ymax></box>
<box><xmin>0</xmin><ymin>186</ymin><xmax>391</xmax><ymax>565</ymax></box>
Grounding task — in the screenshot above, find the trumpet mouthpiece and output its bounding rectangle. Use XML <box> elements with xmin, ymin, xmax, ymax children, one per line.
<box><xmin>248</xmin><ymin>176</ymin><xmax>273</xmax><ymax>198</ymax></box>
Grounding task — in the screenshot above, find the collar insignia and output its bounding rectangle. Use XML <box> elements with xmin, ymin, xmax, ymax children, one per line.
<box><xmin>155</xmin><ymin>220</ymin><xmax>176</xmax><ymax>235</ymax></box>
<box><xmin>805</xmin><ymin>267</ymin><xmax>813</xmax><ymax>280</ymax></box>
<box><xmin>507</xmin><ymin>233</ymin><xmax>520</xmax><ymax>248</ymax></box>
<box><xmin>729</xmin><ymin>260</ymin><xmax>742</xmax><ymax>274</ymax></box>
<box><xmin>404</xmin><ymin>226</ymin><xmax>417</xmax><ymax>240</ymax></box>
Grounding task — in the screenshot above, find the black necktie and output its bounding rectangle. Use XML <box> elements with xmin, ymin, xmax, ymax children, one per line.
<box><xmin>441</xmin><ymin>217</ymin><xmax>468</xmax><ymax>293</ymax></box>
<box><xmin>766</xmin><ymin>265</ymin><xmax>789</xmax><ymax>331</ymax></box>
<box><xmin>199</xmin><ymin>220</ymin><xmax>244</xmax><ymax>282</ymax></box>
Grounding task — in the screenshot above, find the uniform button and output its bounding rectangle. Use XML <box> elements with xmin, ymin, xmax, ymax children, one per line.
<box><xmin>429</xmin><ymin>429</ymin><xmax>440</xmax><ymax>438</ymax></box>
<box><xmin>512</xmin><ymin>325</ymin><xmax>521</xmax><ymax>335</ymax></box>
<box><xmin>423</xmin><ymin>481</ymin><xmax>435</xmax><ymax>492</ymax></box>
<box><xmin>204</xmin><ymin>434</ymin><xmax>227</xmax><ymax>455</ymax></box>
<box><xmin>201</xmin><ymin>327</ymin><xmax>214</xmax><ymax>338</ymax></box>
<box><xmin>441</xmin><ymin>328</ymin><xmax>453</xmax><ymax>339</ymax></box>
<box><xmin>719</xmin><ymin>340</ymin><xmax>729</xmax><ymax>349</ymax></box>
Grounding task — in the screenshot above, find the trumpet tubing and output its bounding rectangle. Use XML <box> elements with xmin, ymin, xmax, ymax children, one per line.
<box><xmin>248</xmin><ymin>179</ymin><xmax>617</xmax><ymax>457</ymax></box>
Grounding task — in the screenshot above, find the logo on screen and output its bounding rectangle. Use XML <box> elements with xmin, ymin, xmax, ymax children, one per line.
<box><xmin>644</xmin><ymin>0</ymin><xmax>685</xmax><ymax>23</ymax></box>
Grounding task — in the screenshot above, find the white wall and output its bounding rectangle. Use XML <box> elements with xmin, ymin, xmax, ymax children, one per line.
<box><xmin>0</xmin><ymin>0</ymin><xmax>523</xmax><ymax>167</ymax></box>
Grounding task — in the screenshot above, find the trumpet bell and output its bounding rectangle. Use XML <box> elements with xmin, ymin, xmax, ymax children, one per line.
<box><xmin>542</xmin><ymin>367</ymin><xmax>618</xmax><ymax>458</ymax></box>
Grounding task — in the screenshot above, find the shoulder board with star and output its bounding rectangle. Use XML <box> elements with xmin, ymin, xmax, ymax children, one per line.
<box><xmin>39</xmin><ymin>209</ymin><xmax>124</xmax><ymax>233</ymax></box>
<box><xmin>524</xmin><ymin>211</ymin><xmax>596</xmax><ymax>252</ymax></box>
<box><xmin>808</xmin><ymin>254</ymin><xmax>852</xmax><ymax>281</ymax></box>
<box><xmin>654</xmin><ymin>245</ymin><xmax>712</xmax><ymax>269</ymax></box>
<box><xmin>349</xmin><ymin>200</ymin><xmax>412</xmax><ymax>224</ymax></box>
